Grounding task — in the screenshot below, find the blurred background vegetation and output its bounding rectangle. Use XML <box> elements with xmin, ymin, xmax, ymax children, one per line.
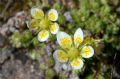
<box><xmin>0</xmin><ymin>0</ymin><xmax>120</xmax><ymax>79</ymax></box>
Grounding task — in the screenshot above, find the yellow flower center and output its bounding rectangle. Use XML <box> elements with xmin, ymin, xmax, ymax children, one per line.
<box><xmin>60</xmin><ymin>37</ymin><xmax>72</xmax><ymax>47</ymax></box>
<box><xmin>30</xmin><ymin>20</ymin><xmax>38</xmax><ymax>28</ymax></box>
<box><xmin>50</xmin><ymin>23</ymin><xmax>57</xmax><ymax>32</ymax></box>
<box><xmin>58</xmin><ymin>52</ymin><xmax>68</xmax><ymax>62</ymax></box>
<box><xmin>39</xmin><ymin>17</ymin><xmax>50</xmax><ymax>30</ymax></box>
<box><xmin>71</xmin><ymin>59</ymin><xmax>81</xmax><ymax>68</ymax></box>
<box><xmin>83</xmin><ymin>47</ymin><xmax>90</xmax><ymax>56</ymax></box>
<box><xmin>74</xmin><ymin>36</ymin><xmax>82</xmax><ymax>44</ymax></box>
<box><xmin>48</xmin><ymin>12</ymin><xmax>55</xmax><ymax>20</ymax></box>
<box><xmin>38</xmin><ymin>31</ymin><xmax>48</xmax><ymax>39</ymax></box>
<box><xmin>34</xmin><ymin>10</ymin><xmax>44</xmax><ymax>19</ymax></box>
<box><xmin>68</xmin><ymin>47</ymin><xmax>79</xmax><ymax>60</ymax></box>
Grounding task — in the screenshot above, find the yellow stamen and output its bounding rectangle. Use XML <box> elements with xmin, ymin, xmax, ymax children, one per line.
<box><xmin>74</xmin><ymin>36</ymin><xmax>82</xmax><ymax>44</ymax></box>
<box><xmin>83</xmin><ymin>47</ymin><xmax>90</xmax><ymax>56</ymax></box>
<box><xmin>50</xmin><ymin>23</ymin><xmax>57</xmax><ymax>33</ymax></box>
<box><xmin>71</xmin><ymin>59</ymin><xmax>81</xmax><ymax>67</ymax></box>
<box><xmin>30</xmin><ymin>20</ymin><xmax>38</xmax><ymax>28</ymax></box>
<box><xmin>68</xmin><ymin>48</ymin><xmax>79</xmax><ymax>60</ymax></box>
<box><xmin>39</xmin><ymin>17</ymin><xmax>49</xmax><ymax>29</ymax></box>
<box><xmin>34</xmin><ymin>10</ymin><xmax>44</xmax><ymax>18</ymax></box>
<box><xmin>60</xmin><ymin>37</ymin><xmax>72</xmax><ymax>47</ymax></box>
<box><xmin>38</xmin><ymin>31</ymin><xmax>48</xmax><ymax>39</ymax></box>
<box><xmin>48</xmin><ymin>12</ymin><xmax>55</xmax><ymax>20</ymax></box>
<box><xmin>58</xmin><ymin>52</ymin><xmax>68</xmax><ymax>62</ymax></box>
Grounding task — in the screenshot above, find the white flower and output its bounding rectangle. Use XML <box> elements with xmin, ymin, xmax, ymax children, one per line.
<box><xmin>57</xmin><ymin>32</ymin><xmax>72</xmax><ymax>48</ymax></box>
<box><xmin>31</xmin><ymin>8</ymin><xmax>44</xmax><ymax>19</ymax></box>
<box><xmin>70</xmin><ymin>58</ymin><xmax>84</xmax><ymax>70</ymax></box>
<box><xmin>48</xmin><ymin>9</ymin><xmax>58</xmax><ymax>21</ymax></box>
<box><xmin>81</xmin><ymin>46</ymin><xmax>94</xmax><ymax>58</ymax></box>
<box><xmin>50</xmin><ymin>23</ymin><xmax>59</xmax><ymax>34</ymax></box>
<box><xmin>37</xmin><ymin>30</ymin><xmax>49</xmax><ymax>42</ymax></box>
<box><xmin>74</xmin><ymin>28</ymin><xmax>84</xmax><ymax>47</ymax></box>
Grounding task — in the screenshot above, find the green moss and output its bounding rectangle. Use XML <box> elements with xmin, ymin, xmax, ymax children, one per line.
<box><xmin>47</xmin><ymin>58</ymin><xmax>54</xmax><ymax>67</ymax></box>
<box><xmin>45</xmin><ymin>69</ymin><xmax>55</xmax><ymax>79</ymax></box>
<box><xmin>10</xmin><ymin>30</ymin><xmax>33</xmax><ymax>48</ymax></box>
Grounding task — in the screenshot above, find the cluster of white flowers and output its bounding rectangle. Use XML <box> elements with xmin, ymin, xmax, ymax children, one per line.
<box><xmin>53</xmin><ymin>28</ymin><xmax>94</xmax><ymax>70</ymax></box>
<box><xmin>28</xmin><ymin>7</ymin><xmax>94</xmax><ymax>70</ymax></box>
<box><xmin>28</xmin><ymin>8</ymin><xmax>59</xmax><ymax>42</ymax></box>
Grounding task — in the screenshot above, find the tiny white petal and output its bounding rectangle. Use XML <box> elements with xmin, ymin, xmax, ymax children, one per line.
<box><xmin>50</xmin><ymin>22</ymin><xmax>59</xmax><ymax>34</ymax></box>
<box><xmin>57</xmin><ymin>32</ymin><xmax>72</xmax><ymax>48</ymax></box>
<box><xmin>62</xmin><ymin>64</ymin><xmax>72</xmax><ymax>71</ymax></box>
<box><xmin>26</xmin><ymin>21</ymin><xmax>29</xmax><ymax>28</ymax></box>
<box><xmin>38</xmin><ymin>30</ymin><xmax>49</xmax><ymax>42</ymax></box>
<box><xmin>74</xmin><ymin>28</ymin><xmax>84</xmax><ymax>47</ymax></box>
<box><xmin>53</xmin><ymin>50</ymin><xmax>68</xmax><ymax>63</ymax></box>
<box><xmin>81</xmin><ymin>46</ymin><xmax>94</xmax><ymax>58</ymax></box>
<box><xmin>31</xmin><ymin>8</ymin><xmax>44</xmax><ymax>19</ymax></box>
<box><xmin>70</xmin><ymin>58</ymin><xmax>84</xmax><ymax>70</ymax></box>
<box><xmin>62</xmin><ymin>64</ymin><xmax>68</xmax><ymax>70</ymax></box>
<box><xmin>48</xmin><ymin>9</ymin><xmax>58</xmax><ymax>21</ymax></box>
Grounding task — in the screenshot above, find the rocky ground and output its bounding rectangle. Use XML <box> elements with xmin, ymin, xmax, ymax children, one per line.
<box><xmin>0</xmin><ymin>0</ymin><xmax>120</xmax><ymax>79</ymax></box>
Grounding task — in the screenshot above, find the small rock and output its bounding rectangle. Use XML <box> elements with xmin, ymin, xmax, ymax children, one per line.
<box><xmin>64</xmin><ymin>11</ymin><xmax>73</xmax><ymax>23</ymax></box>
<box><xmin>0</xmin><ymin>49</ymin><xmax>12</xmax><ymax>64</ymax></box>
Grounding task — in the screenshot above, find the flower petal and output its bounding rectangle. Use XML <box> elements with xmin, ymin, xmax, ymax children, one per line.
<box><xmin>48</xmin><ymin>9</ymin><xmax>58</xmax><ymax>21</ymax></box>
<box><xmin>74</xmin><ymin>28</ymin><xmax>84</xmax><ymax>47</ymax></box>
<box><xmin>57</xmin><ymin>32</ymin><xmax>72</xmax><ymax>48</ymax></box>
<box><xmin>53</xmin><ymin>50</ymin><xmax>68</xmax><ymax>62</ymax></box>
<box><xmin>70</xmin><ymin>58</ymin><xmax>84</xmax><ymax>70</ymax></box>
<box><xmin>50</xmin><ymin>23</ymin><xmax>59</xmax><ymax>34</ymax></box>
<box><xmin>27</xmin><ymin>19</ymin><xmax>39</xmax><ymax>30</ymax></box>
<box><xmin>26</xmin><ymin>21</ymin><xmax>29</xmax><ymax>28</ymax></box>
<box><xmin>31</xmin><ymin>8</ymin><xmax>44</xmax><ymax>19</ymax></box>
<box><xmin>38</xmin><ymin>30</ymin><xmax>49</xmax><ymax>42</ymax></box>
<box><xmin>81</xmin><ymin>46</ymin><xmax>94</xmax><ymax>58</ymax></box>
